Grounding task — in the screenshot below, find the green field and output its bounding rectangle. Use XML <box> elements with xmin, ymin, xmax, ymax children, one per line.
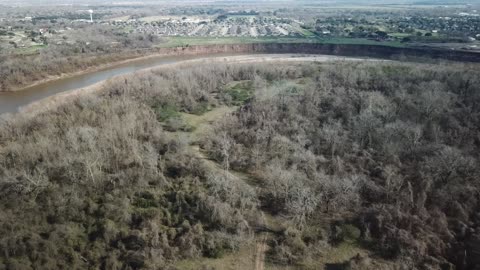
<box><xmin>389</xmin><ymin>32</ymin><xmax>411</xmax><ymax>38</ymax></box>
<box><xmin>15</xmin><ymin>44</ymin><xmax>47</xmax><ymax>55</ymax></box>
<box><xmin>158</xmin><ymin>36</ymin><xmax>407</xmax><ymax>48</ymax></box>
<box><xmin>315</xmin><ymin>37</ymin><xmax>406</xmax><ymax>47</ymax></box>
<box><xmin>295</xmin><ymin>27</ymin><xmax>317</xmax><ymax>37</ymax></box>
<box><xmin>157</xmin><ymin>36</ymin><xmax>315</xmax><ymax>47</ymax></box>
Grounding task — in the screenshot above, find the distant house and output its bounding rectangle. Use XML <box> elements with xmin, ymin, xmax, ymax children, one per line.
<box><xmin>24</xmin><ymin>17</ymin><xmax>32</xmax><ymax>21</ymax></box>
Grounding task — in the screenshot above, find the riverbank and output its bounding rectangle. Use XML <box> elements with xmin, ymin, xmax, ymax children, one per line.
<box><xmin>16</xmin><ymin>54</ymin><xmax>358</xmax><ymax>116</ymax></box>
<box><xmin>4</xmin><ymin>42</ymin><xmax>480</xmax><ymax>93</ymax></box>
<box><xmin>6</xmin><ymin>50</ymin><xmax>163</xmax><ymax>92</ymax></box>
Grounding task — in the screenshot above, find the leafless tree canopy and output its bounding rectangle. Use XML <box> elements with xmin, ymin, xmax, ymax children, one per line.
<box><xmin>1</xmin><ymin>60</ymin><xmax>480</xmax><ymax>269</ymax></box>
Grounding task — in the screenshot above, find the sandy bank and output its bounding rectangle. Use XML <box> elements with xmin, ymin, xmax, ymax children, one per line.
<box><xmin>16</xmin><ymin>54</ymin><xmax>367</xmax><ymax>117</ymax></box>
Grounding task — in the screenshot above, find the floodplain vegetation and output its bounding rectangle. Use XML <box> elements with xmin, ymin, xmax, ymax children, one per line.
<box><xmin>0</xmin><ymin>24</ymin><xmax>159</xmax><ymax>92</ymax></box>
<box><xmin>0</xmin><ymin>60</ymin><xmax>480</xmax><ymax>270</ymax></box>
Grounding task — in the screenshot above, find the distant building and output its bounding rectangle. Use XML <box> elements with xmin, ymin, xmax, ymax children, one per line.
<box><xmin>24</xmin><ymin>17</ymin><xmax>32</xmax><ymax>21</ymax></box>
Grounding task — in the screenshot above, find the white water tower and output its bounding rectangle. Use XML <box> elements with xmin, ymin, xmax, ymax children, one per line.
<box><xmin>88</xmin><ymin>10</ymin><xmax>93</xmax><ymax>23</ymax></box>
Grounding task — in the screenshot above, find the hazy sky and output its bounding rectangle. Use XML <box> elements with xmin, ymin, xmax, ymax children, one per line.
<box><xmin>0</xmin><ymin>0</ymin><xmax>477</xmax><ymax>6</ymax></box>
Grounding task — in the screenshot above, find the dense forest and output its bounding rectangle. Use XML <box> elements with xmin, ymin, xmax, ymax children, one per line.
<box><xmin>1</xmin><ymin>60</ymin><xmax>480</xmax><ymax>270</ymax></box>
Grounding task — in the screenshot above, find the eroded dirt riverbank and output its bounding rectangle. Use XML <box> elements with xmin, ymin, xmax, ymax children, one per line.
<box><xmin>3</xmin><ymin>41</ymin><xmax>479</xmax><ymax>115</ymax></box>
<box><xmin>3</xmin><ymin>54</ymin><xmax>366</xmax><ymax>116</ymax></box>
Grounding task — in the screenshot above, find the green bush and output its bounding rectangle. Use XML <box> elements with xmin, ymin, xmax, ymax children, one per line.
<box><xmin>224</xmin><ymin>81</ymin><xmax>254</xmax><ymax>105</ymax></box>
<box><xmin>154</xmin><ymin>104</ymin><xmax>180</xmax><ymax>122</ymax></box>
<box><xmin>338</xmin><ymin>224</ymin><xmax>361</xmax><ymax>243</ymax></box>
<box><xmin>133</xmin><ymin>192</ymin><xmax>158</xmax><ymax>208</ymax></box>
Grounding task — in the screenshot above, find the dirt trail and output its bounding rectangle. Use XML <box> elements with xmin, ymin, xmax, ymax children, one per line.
<box><xmin>173</xmin><ymin>86</ymin><xmax>372</xmax><ymax>270</ymax></box>
<box><xmin>255</xmin><ymin>234</ymin><xmax>268</xmax><ymax>270</ymax></box>
<box><xmin>181</xmin><ymin>106</ymin><xmax>273</xmax><ymax>270</ymax></box>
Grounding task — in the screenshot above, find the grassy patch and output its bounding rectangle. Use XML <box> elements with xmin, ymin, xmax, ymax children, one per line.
<box><xmin>337</xmin><ymin>224</ymin><xmax>361</xmax><ymax>243</ymax></box>
<box><xmin>158</xmin><ymin>36</ymin><xmax>318</xmax><ymax>48</ymax></box>
<box><xmin>158</xmin><ymin>36</ymin><xmax>407</xmax><ymax>48</ymax></box>
<box><xmin>224</xmin><ymin>80</ymin><xmax>254</xmax><ymax>106</ymax></box>
<box><xmin>316</xmin><ymin>37</ymin><xmax>407</xmax><ymax>47</ymax></box>
<box><xmin>380</xmin><ymin>65</ymin><xmax>412</xmax><ymax>76</ymax></box>
<box><xmin>174</xmin><ymin>242</ymin><xmax>256</xmax><ymax>270</ymax></box>
<box><xmin>153</xmin><ymin>104</ymin><xmax>180</xmax><ymax>122</ymax></box>
<box><xmin>108</xmin><ymin>15</ymin><xmax>131</xmax><ymax>21</ymax></box>
<box><xmin>180</xmin><ymin>106</ymin><xmax>237</xmax><ymax>142</ymax></box>
<box><xmin>389</xmin><ymin>32</ymin><xmax>411</xmax><ymax>38</ymax></box>
<box><xmin>300</xmin><ymin>29</ymin><xmax>317</xmax><ymax>37</ymax></box>
<box><xmin>321</xmin><ymin>242</ymin><xmax>365</xmax><ymax>264</ymax></box>
<box><xmin>295</xmin><ymin>26</ymin><xmax>317</xmax><ymax>37</ymax></box>
<box><xmin>191</xmin><ymin>101</ymin><xmax>211</xmax><ymax>115</ymax></box>
<box><xmin>15</xmin><ymin>44</ymin><xmax>47</xmax><ymax>55</ymax></box>
<box><xmin>164</xmin><ymin>116</ymin><xmax>194</xmax><ymax>132</ymax></box>
<box><xmin>151</xmin><ymin>103</ymin><xmax>195</xmax><ymax>131</ymax></box>
<box><xmin>295</xmin><ymin>226</ymin><xmax>367</xmax><ymax>270</ymax></box>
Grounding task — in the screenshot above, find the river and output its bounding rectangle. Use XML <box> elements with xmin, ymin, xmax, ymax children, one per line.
<box><xmin>0</xmin><ymin>53</ymin><xmax>249</xmax><ymax>115</ymax></box>
<box><xmin>0</xmin><ymin>53</ymin><xmax>357</xmax><ymax>115</ymax></box>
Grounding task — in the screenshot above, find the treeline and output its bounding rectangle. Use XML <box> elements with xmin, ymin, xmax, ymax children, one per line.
<box><xmin>1</xmin><ymin>60</ymin><xmax>480</xmax><ymax>269</ymax></box>
<box><xmin>0</xmin><ymin>24</ymin><xmax>160</xmax><ymax>92</ymax></box>
<box><xmin>0</xmin><ymin>48</ymin><xmax>142</xmax><ymax>91</ymax></box>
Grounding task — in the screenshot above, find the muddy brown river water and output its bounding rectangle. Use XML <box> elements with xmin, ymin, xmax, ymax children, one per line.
<box><xmin>0</xmin><ymin>53</ymin><xmax>358</xmax><ymax>115</ymax></box>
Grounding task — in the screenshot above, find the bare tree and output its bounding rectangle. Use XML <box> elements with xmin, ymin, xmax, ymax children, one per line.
<box><xmin>219</xmin><ymin>131</ymin><xmax>233</xmax><ymax>173</ymax></box>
